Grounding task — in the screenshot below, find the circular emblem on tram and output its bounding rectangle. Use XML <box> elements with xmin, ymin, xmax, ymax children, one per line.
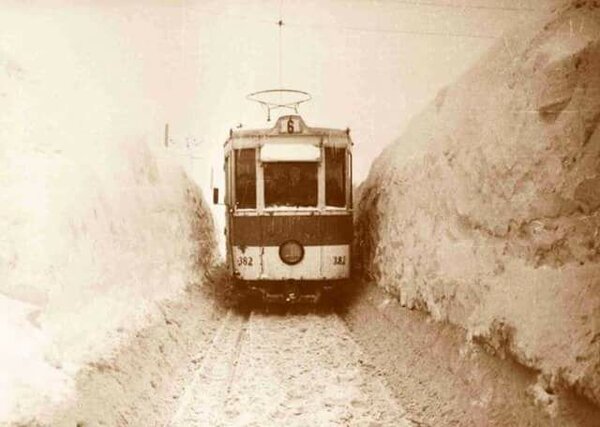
<box><xmin>279</xmin><ymin>240</ymin><xmax>305</xmax><ymax>265</ymax></box>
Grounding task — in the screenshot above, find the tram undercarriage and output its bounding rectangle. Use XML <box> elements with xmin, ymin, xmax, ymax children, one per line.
<box><xmin>234</xmin><ymin>279</ymin><xmax>349</xmax><ymax>304</ymax></box>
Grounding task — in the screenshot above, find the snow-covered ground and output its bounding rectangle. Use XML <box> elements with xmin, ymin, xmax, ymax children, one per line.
<box><xmin>0</xmin><ymin>111</ymin><xmax>215</xmax><ymax>424</ymax></box>
<box><xmin>0</xmin><ymin>7</ymin><xmax>216</xmax><ymax>424</ymax></box>
<box><xmin>344</xmin><ymin>283</ymin><xmax>600</xmax><ymax>426</ymax></box>
<box><xmin>170</xmin><ymin>310</ymin><xmax>412</xmax><ymax>427</ymax></box>
<box><xmin>4</xmin><ymin>0</ymin><xmax>600</xmax><ymax>424</ymax></box>
<box><xmin>357</xmin><ymin>0</ymin><xmax>600</xmax><ymax>411</ymax></box>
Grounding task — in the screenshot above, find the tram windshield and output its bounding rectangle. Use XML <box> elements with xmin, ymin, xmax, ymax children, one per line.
<box><xmin>264</xmin><ymin>162</ymin><xmax>318</xmax><ymax>207</ymax></box>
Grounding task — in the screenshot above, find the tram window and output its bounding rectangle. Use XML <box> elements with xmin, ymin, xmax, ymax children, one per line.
<box><xmin>264</xmin><ymin>162</ymin><xmax>318</xmax><ymax>207</ymax></box>
<box><xmin>235</xmin><ymin>149</ymin><xmax>256</xmax><ymax>209</ymax></box>
<box><xmin>325</xmin><ymin>148</ymin><xmax>346</xmax><ymax>207</ymax></box>
<box><xmin>224</xmin><ymin>156</ymin><xmax>230</xmax><ymax>205</ymax></box>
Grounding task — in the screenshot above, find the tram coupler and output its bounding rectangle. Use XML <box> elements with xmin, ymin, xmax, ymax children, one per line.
<box><xmin>285</xmin><ymin>282</ymin><xmax>299</xmax><ymax>302</ymax></box>
<box><xmin>241</xmin><ymin>280</ymin><xmax>329</xmax><ymax>304</ymax></box>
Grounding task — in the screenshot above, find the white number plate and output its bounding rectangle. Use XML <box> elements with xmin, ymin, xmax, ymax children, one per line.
<box><xmin>333</xmin><ymin>255</ymin><xmax>346</xmax><ymax>265</ymax></box>
<box><xmin>237</xmin><ymin>256</ymin><xmax>253</xmax><ymax>266</ymax></box>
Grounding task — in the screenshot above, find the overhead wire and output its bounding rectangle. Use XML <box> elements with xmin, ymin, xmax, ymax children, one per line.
<box><xmin>370</xmin><ymin>0</ymin><xmax>536</xmax><ymax>12</ymax></box>
<box><xmin>192</xmin><ymin>0</ymin><xmax>538</xmax><ymax>41</ymax></box>
<box><xmin>283</xmin><ymin>20</ymin><xmax>497</xmax><ymax>39</ymax></box>
<box><xmin>278</xmin><ymin>0</ymin><xmax>284</xmax><ymax>90</ymax></box>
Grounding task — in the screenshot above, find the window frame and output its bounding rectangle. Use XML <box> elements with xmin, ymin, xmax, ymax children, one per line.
<box><xmin>324</xmin><ymin>147</ymin><xmax>347</xmax><ymax>208</ymax></box>
<box><xmin>234</xmin><ymin>148</ymin><xmax>257</xmax><ymax>210</ymax></box>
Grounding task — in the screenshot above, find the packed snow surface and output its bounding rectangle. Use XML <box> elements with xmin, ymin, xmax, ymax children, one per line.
<box><xmin>170</xmin><ymin>310</ymin><xmax>412</xmax><ymax>427</ymax></box>
<box><xmin>357</xmin><ymin>0</ymin><xmax>600</xmax><ymax>408</ymax></box>
<box><xmin>0</xmin><ymin>12</ymin><xmax>215</xmax><ymax>424</ymax></box>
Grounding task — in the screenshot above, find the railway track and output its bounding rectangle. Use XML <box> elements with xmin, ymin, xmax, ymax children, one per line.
<box><xmin>169</xmin><ymin>310</ymin><xmax>250</xmax><ymax>427</ymax></box>
<box><xmin>168</xmin><ymin>308</ymin><xmax>413</xmax><ymax>426</ymax></box>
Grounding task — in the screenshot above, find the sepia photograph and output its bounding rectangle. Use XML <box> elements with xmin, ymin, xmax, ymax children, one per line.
<box><xmin>1</xmin><ymin>0</ymin><xmax>599</xmax><ymax>425</ymax></box>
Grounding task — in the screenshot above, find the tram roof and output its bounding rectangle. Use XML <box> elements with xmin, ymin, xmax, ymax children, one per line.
<box><xmin>224</xmin><ymin>115</ymin><xmax>353</xmax><ymax>152</ymax></box>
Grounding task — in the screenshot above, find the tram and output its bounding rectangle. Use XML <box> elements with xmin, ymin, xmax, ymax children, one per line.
<box><xmin>216</xmin><ymin>98</ymin><xmax>353</xmax><ymax>303</ymax></box>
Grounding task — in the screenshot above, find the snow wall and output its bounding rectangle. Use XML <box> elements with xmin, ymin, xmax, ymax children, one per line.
<box><xmin>0</xmin><ymin>32</ymin><xmax>216</xmax><ymax>427</ymax></box>
<box><xmin>356</xmin><ymin>0</ymin><xmax>600</xmax><ymax>407</ymax></box>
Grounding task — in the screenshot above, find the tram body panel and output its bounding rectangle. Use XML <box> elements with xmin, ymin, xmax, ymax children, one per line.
<box><xmin>232</xmin><ymin>244</ymin><xmax>350</xmax><ymax>281</ymax></box>
<box><xmin>229</xmin><ymin>212</ymin><xmax>351</xmax><ymax>281</ymax></box>
<box><xmin>229</xmin><ymin>213</ymin><xmax>352</xmax><ymax>246</ymax></box>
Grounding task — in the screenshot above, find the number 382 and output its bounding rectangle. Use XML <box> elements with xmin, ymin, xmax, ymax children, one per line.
<box><xmin>333</xmin><ymin>256</ymin><xmax>346</xmax><ymax>265</ymax></box>
<box><xmin>237</xmin><ymin>256</ymin><xmax>253</xmax><ymax>266</ymax></box>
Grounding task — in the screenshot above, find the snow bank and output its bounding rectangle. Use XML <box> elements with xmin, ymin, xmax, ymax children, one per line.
<box><xmin>0</xmin><ymin>24</ymin><xmax>215</xmax><ymax>427</ymax></box>
<box><xmin>357</xmin><ymin>0</ymin><xmax>600</xmax><ymax>408</ymax></box>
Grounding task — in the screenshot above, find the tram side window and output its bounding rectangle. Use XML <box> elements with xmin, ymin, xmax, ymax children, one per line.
<box><xmin>325</xmin><ymin>147</ymin><xmax>346</xmax><ymax>207</ymax></box>
<box><xmin>224</xmin><ymin>155</ymin><xmax>230</xmax><ymax>206</ymax></box>
<box><xmin>235</xmin><ymin>149</ymin><xmax>256</xmax><ymax>209</ymax></box>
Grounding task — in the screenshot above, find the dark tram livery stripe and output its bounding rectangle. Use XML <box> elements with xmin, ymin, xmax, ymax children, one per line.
<box><xmin>230</xmin><ymin>214</ymin><xmax>352</xmax><ymax>246</ymax></box>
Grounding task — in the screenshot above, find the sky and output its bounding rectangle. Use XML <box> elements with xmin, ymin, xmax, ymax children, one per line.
<box><xmin>1</xmin><ymin>0</ymin><xmax>556</xmax><ymax>192</ymax></box>
<box><xmin>168</xmin><ymin>0</ymin><xmax>551</xmax><ymax>184</ymax></box>
<box><xmin>176</xmin><ymin>0</ymin><xmax>554</xmax><ymax>183</ymax></box>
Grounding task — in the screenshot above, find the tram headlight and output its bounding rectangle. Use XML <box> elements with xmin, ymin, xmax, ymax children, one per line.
<box><xmin>279</xmin><ymin>240</ymin><xmax>304</xmax><ymax>265</ymax></box>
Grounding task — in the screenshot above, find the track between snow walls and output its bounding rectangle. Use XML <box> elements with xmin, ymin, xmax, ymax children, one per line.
<box><xmin>38</xmin><ymin>274</ymin><xmax>600</xmax><ymax>427</ymax></box>
<box><xmin>168</xmin><ymin>307</ymin><xmax>414</xmax><ymax>427</ymax></box>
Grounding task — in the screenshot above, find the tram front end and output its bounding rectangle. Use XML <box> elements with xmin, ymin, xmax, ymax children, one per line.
<box><xmin>221</xmin><ymin>115</ymin><xmax>353</xmax><ymax>303</ymax></box>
